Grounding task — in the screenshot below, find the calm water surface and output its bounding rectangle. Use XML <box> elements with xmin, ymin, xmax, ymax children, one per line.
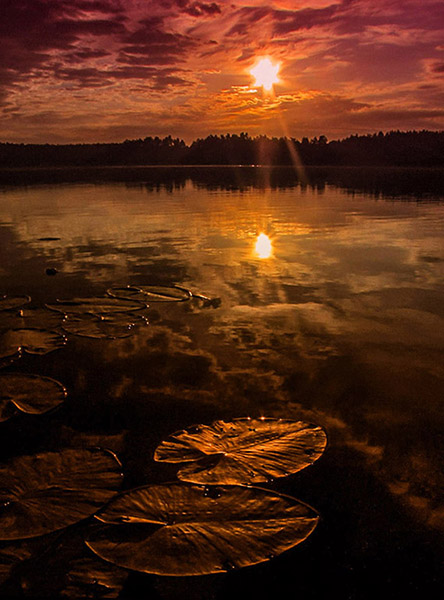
<box><xmin>0</xmin><ymin>168</ymin><xmax>443</xmax><ymax>598</ymax></box>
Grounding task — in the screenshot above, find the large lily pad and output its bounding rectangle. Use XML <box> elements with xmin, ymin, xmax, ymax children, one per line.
<box><xmin>154</xmin><ymin>418</ymin><xmax>327</xmax><ymax>485</ymax></box>
<box><xmin>86</xmin><ymin>482</ymin><xmax>319</xmax><ymax>576</ymax></box>
<box><xmin>0</xmin><ymin>328</ymin><xmax>66</xmax><ymax>358</ymax></box>
<box><xmin>0</xmin><ymin>373</ymin><xmax>66</xmax><ymax>422</ymax></box>
<box><xmin>107</xmin><ymin>285</ymin><xmax>191</xmax><ymax>303</ymax></box>
<box><xmin>61</xmin><ymin>313</ymin><xmax>147</xmax><ymax>339</ymax></box>
<box><xmin>0</xmin><ymin>295</ymin><xmax>31</xmax><ymax>312</ymax></box>
<box><xmin>0</xmin><ymin>448</ymin><xmax>123</xmax><ymax>540</ymax></box>
<box><xmin>46</xmin><ymin>297</ymin><xmax>146</xmax><ymax>316</ymax></box>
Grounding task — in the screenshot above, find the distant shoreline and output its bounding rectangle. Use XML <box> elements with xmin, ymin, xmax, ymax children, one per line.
<box><xmin>1</xmin><ymin>131</ymin><xmax>443</xmax><ymax>170</ymax></box>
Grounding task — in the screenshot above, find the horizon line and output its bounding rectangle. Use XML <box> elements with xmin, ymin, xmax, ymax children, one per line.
<box><xmin>2</xmin><ymin>128</ymin><xmax>444</xmax><ymax>147</ymax></box>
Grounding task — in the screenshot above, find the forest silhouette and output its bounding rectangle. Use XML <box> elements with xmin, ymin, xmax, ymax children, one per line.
<box><xmin>1</xmin><ymin>130</ymin><xmax>443</xmax><ymax>168</ymax></box>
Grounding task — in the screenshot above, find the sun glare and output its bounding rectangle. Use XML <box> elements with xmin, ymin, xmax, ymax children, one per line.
<box><xmin>254</xmin><ymin>233</ymin><xmax>273</xmax><ymax>259</ymax></box>
<box><xmin>250</xmin><ymin>58</ymin><xmax>280</xmax><ymax>91</ymax></box>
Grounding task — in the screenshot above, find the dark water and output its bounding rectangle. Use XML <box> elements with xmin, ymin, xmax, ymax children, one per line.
<box><xmin>0</xmin><ymin>167</ymin><xmax>443</xmax><ymax>598</ymax></box>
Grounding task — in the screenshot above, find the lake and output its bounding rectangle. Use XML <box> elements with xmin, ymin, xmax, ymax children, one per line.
<box><xmin>0</xmin><ymin>167</ymin><xmax>443</xmax><ymax>598</ymax></box>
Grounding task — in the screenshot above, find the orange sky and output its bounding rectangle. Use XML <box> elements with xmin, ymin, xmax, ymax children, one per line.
<box><xmin>1</xmin><ymin>0</ymin><xmax>444</xmax><ymax>143</ymax></box>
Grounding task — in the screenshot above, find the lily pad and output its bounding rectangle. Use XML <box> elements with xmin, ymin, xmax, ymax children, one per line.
<box><xmin>61</xmin><ymin>313</ymin><xmax>146</xmax><ymax>339</ymax></box>
<box><xmin>154</xmin><ymin>418</ymin><xmax>327</xmax><ymax>485</ymax></box>
<box><xmin>0</xmin><ymin>540</ymin><xmax>34</xmax><ymax>585</ymax></box>
<box><xmin>0</xmin><ymin>295</ymin><xmax>31</xmax><ymax>312</ymax></box>
<box><xmin>0</xmin><ymin>448</ymin><xmax>123</xmax><ymax>540</ymax></box>
<box><xmin>61</xmin><ymin>558</ymin><xmax>128</xmax><ymax>599</ymax></box>
<box><xmin>46</xmin><ymin>297</ymin><xmax>147</xmax><ymax>316</ymax></box>
<box><xmin>107</xmin><ymin>285</ymin><xmax>191</xmax><ymax>303</ymax></box>
<box><xmin>0</xmin><ymin>328</ymin><xmax>66</xmax><ymax>358</ymax></box>
<box><xmin>14</xmin><ymin>308</ymin><xmax>64</xmax><ymax>331</ymax></box>
<box><xmin>0</xmin><ymin>308</ymin><xmax>63</xmax><ymax>334</ymax></box>
<box><xmin>86</xmin><ymin>482</ymin><xmax>319</xmax><ymax>576</ymax></box>
<box><xmin>0</xmin><ymin>373</ymin><xmax>66</xmax><ymax>421</ymax></box>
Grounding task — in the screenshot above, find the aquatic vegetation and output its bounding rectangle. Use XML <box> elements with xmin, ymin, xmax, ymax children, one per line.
<box><xmin>46</xmin><ymin>297</ymin><xmax>147</xmax><ymax>316</ymax></box>
<box><xmin>154</xmin><ymin>417</ymin><xmax>327</xmax><ymax>484</ymax></box>
<box><xmin>0</xmin><ymin>328</ymin><xmax>66</xmax><ymax>359</ymax></box>
<box><xmin>0</xmin><ymin>295</ymin><xmax>31</xmax><ymax>312</ymax></box>
<box><xmin>0</xmin><ymin>287</ymin><xmax>326</xmax><ymax>584</ymax></box>
<box><xmin>60</xmin><ymin>556</ymin><xmax>128</xmax><ymax>598</ymax></box>
<box><xmin>61</xmin><ymin>313</ymin><xmax>147</xmax><ymax>340</ymax></box>
<box><xmin>0</xmin><ymin>373</ymin><xmax>66</xmax><ymax>422</ymax></box>
<box><xmin>86</xmin><ymin>482</ymin><xmax>319</xmax><ymax>576</ymax></box>
<box><xmin>107</xmin><ymin>284</ymin><xmax>192</xmax><ymax>303</ymax></box>
<box><xmin>6</xmin><ymin>307</ymin><xmax>64</xmax><ymax>331</ymax></box>
<box><xmin>0</xmin><ymin>448</ymin><xmax>122</xmax><ymax>540</ymax></box>
<box><xmin>0</xmin><ymin>540</ymin><xmax>34</xmax><ymax>586</ymax></box>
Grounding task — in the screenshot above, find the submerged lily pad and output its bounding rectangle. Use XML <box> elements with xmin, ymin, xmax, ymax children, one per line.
<box><xmin>0</xmin><ymin>328</ymin><xmax>66</xmax><ymax>358</ymax></box>
<box><xmin>0</xmin><ymin>373</ymin><xmax>66</xmax><ymax>421</ymax></box>
<box><xmin>107</xmin><ymin>285</ymin><xmax>191</xmax><ymax>303</ymax></box>
<box><xmin>86</xmin><ymin>482</ymin><xmax>319</xmax><ymax>576</ymax></box>
<box><xmin>62</xmin><ymin>313</ymin><xmax>146</xmax><ymax>339</ymax></box>
<box><xmin>0</xmin><ymin>295</ymin><xmax>31</xmax><ymax>312</ymax></box>
<box><xmin>0</xmin><ymin>308</ymin><xmax>63</xmax><ymax>334</ymax></box>
<box><xmin>61</xmin><ymin>558</ymin><xmax>128</xmax><ymax>599</ymax></box>
<box><xmin>154</xmin><ymin>418</ymin><xmax>327</xmax><ymax>485</ymax></box>
<box><xmin>14</xmin><ymin>308</ymin><xmax>64</xmax><ymax>331</ymax></box>
<box><xmin>0</xmin><ymin>448</ymin><xmax>123</xmax><ymax>540</ymax></box>
<box><xmin>0</xmin><ymin>540</ymin><xmax>34</xmax><ymax>585</ymax></box>
<box><xmin>46</xmin><ymin>297</ymin><xmax>147</xmax><ymax>316</ymax></box>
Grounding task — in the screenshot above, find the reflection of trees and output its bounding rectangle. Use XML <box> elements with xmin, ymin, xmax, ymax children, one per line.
<box><xmin>1</xmin><ymin>130</ymin><xmax>444</xmax><ymax>167</ymax></box>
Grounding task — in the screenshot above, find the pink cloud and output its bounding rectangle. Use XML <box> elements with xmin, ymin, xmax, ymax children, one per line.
<box><xmin>0</xmin><ymin>0</ymin><xmax>443</xmax><ymax>141</ymax></box>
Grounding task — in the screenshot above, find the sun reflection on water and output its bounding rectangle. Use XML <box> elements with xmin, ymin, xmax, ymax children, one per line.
<box><xmin>254</xmin><ymin>233</ymin><xmax>273</xmax><ymax>259</ymax></box>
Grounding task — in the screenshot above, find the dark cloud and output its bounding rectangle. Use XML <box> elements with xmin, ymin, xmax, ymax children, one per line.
<box><xmin>65</xmin><ymin>49</ymin><xmax>111</xmax><ymax>64</ymax></box>
<box><xmin>166</xmin><ymin>0</ymin><xmax>221</xmax><ymax>17</ymax></box>
<box><xmin>0</xmin><ymin>0</ymin><xmax>127</xmax><ymax>92</ymax></box>
<box><xmin>271</xmin><ymin>5</ymin><xmax>340</xmax><ymax>36</ymax></box>
<box><xmin>1</xmin><ymin>0</ymin><xmax>444</xmax><ymax>141</ymax></box>
<box><xmin>0</xmin><ymin>1</ymin><xmax>199</xmax><ymax>95</ymax></box>
<box><xmin>227</xmin><ymin>6</ymin><xmax>271</xmax><ymax>36</ymax></box>
<box><xmin>118</xmin><ymin>15</ymin><xmax>198</xmax><ymax>69</ymax></box>
<box><xmin>183</xmin><ymin>2</ymin><xmax>221</xmax><ymax>17</ymax></box>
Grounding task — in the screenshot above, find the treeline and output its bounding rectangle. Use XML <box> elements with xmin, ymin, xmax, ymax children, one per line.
<box><xmin>0</xmin><ymin>130</ymin><xmax>443</xmax><ymax>167</ymax></box>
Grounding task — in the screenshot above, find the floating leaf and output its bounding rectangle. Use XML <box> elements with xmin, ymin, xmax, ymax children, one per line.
<box><xmin>86</xmin><ymin>482</ymin><xmax>319</xmax><ymax>576</ymax></box>
<box><xmin>46</xmin><ymin>297</ymin><xmax>146</xmax><ymax>316</ymax></box>
<box><xmin>190</xmin><ymin>293</ymin><xmax>222</xmax><ymax>309</ymax></box>
<box><xmin>0</xmin><ymin>295</ymin><xmax>31</xmax><ymax>312</ymax></box>
<box><xmin>62</xmin><ymin>313</ymin><xmax>146</xmax><ymax>339</ymax></box>
<box><xmin>61</xmin><ymin>558</ymin><xmax>128</xmax><ymax>599</ymax></box>
<box><xmin>0</xmin><ymin>308</ymin><xmax>64</xmax><ymax>333</ymax></box>
<box><xmin>0</xmin><ymin>373</ymin><xmax>66</xmax><ymax>421</ymax></box>
<box><xmin>0</xmin><ymin>397</ymin><xmax>16</xmax><ymax>423</ymax></box>
<box><xmin>0</xmin><ymin>328</ymin><xmax>66</xmax><ymax>358</ymax></box>
<box><xmin>0</xmin><ymin>540</ymin><xmax>34</xmax><ymax>585</ymax></box>
<box><xmin>107</xmin><ymin>285</ymin><xmax>191</xmax><ymax>303</ymax></box>
<box><xmin>13</xmin><ymin>308</ymin><xmax>64</xmax><ymax>330</ymax></box>
<box><xmin>154</xmin><ymin>418</ymin><xmax>327</xmax><ymax>485</ymax></box>
<box><xmin>0</xmin><ymin>448</ymin><xmax>123</xmax><ymax>540</ymax></box>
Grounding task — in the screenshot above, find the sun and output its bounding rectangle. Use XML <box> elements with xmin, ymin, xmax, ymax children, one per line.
<box><xmin>250</xmin><ymin>58</ymin><xmax>280</xmax><ymax>91</ymax></box>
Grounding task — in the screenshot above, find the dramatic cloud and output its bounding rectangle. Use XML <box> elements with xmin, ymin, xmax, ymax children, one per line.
<box><xmin>1</xmin><ymin>0</ymin><xmax>443</xmax><ymax>142</ymax></box>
